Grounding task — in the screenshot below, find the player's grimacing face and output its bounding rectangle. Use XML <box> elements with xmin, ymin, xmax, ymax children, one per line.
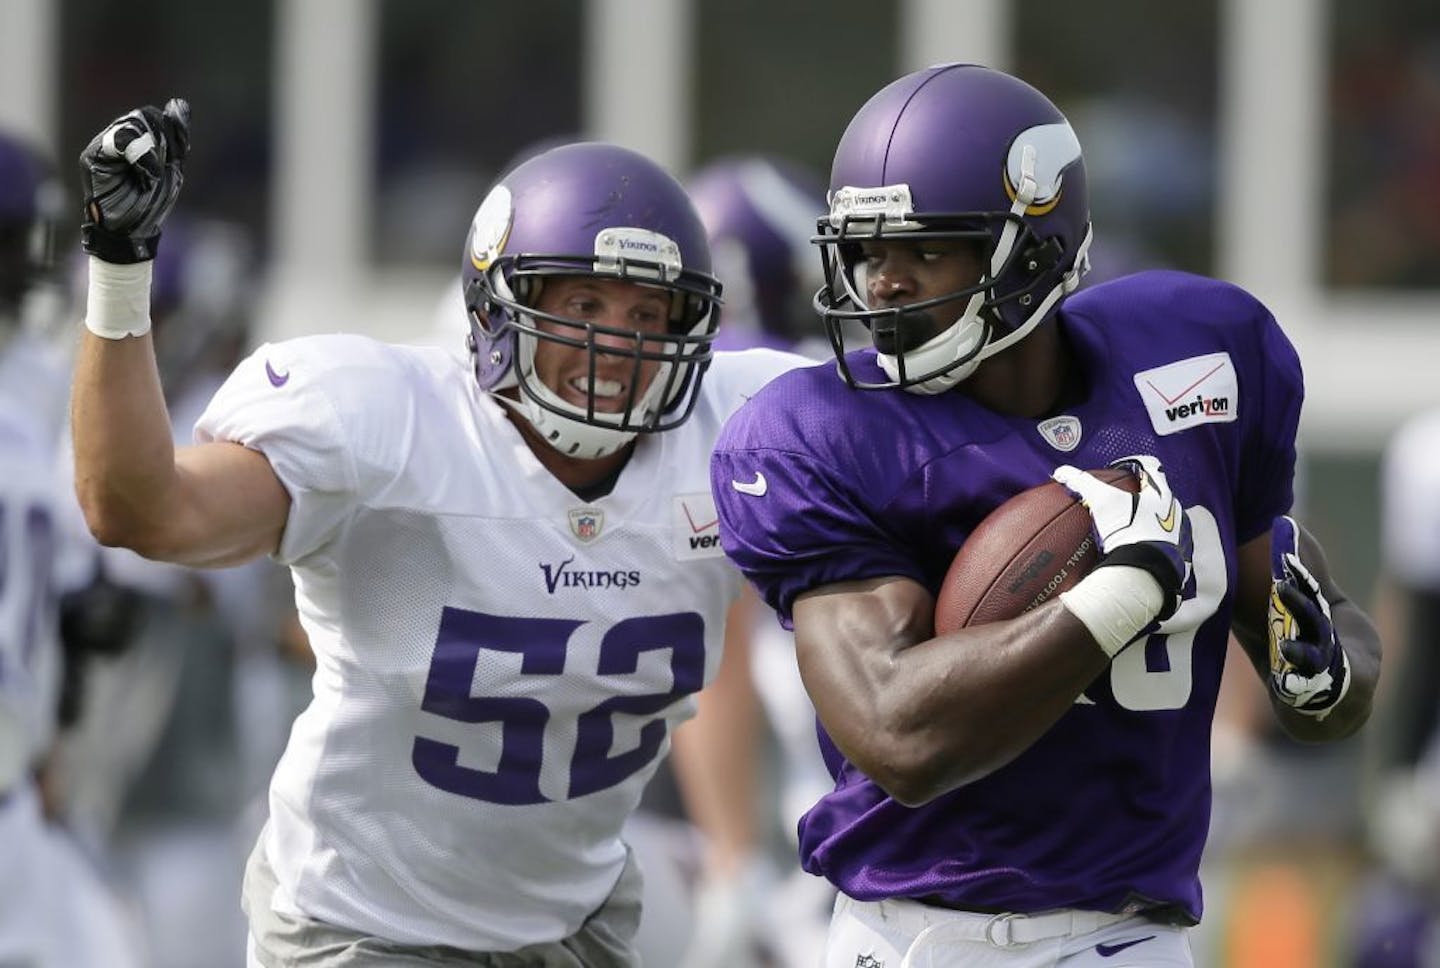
<box><xmin>857</xmin><ymin>239</ymin><xmax>985</xmax><ymax>354</ymax></box>
<box><xmin>530</xmin><ymin>275</ymin><xmax>672</xmax><ymax>414</ymax></box>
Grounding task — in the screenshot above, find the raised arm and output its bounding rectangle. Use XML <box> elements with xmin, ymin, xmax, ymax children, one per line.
<box><xmin>71</xmin><ymin>100</ymin><xmax>288</xmax><ymax>568</ymax></box>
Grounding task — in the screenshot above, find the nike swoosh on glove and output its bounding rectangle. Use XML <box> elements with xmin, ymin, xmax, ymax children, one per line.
<box><xmin>1267</xmin><ymin>514</ymin><xmax>1350</xmax><ymax>719</ymax></box>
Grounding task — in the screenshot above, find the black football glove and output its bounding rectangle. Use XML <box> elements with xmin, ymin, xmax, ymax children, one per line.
<box><xmin>78</xmin><ymin>98</ymin><xmax>190</xmax><ymax>263</ymax></box>
<box><xmin>1267</xmin><ymin>515</ymin><xmax>1349</xmax><ymax>719</ymax></box>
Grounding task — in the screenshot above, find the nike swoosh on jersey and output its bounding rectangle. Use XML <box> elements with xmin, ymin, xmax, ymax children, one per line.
<box><xmin>1156</xmin><ymin>500</ymin><xmax>1178</xmax><ymax>533</ymax></box>
<box><xmin>265</xmin><ymin>360</ymin><xmax>291</xmax><ymax>387</ymax></box>
<box><xmin>731</xmin><ymin>472</ymin><xmax>767</xmax><ymax>496</ymax></box>
<box><xmin>1095</xmin><ymin>935</ymin><xmax>1155</xmax><ymax>957</ymax></box>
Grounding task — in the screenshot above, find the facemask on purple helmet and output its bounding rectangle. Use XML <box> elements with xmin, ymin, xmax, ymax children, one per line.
<box><xmin>461</xmin><ymin>142</ymin><xmax>722</xmax><ymax>459</ymax></box>
<box><xmin>813</xmin><ymin>64</ymin><xmax>1093</xmax><ymax>395</ymax></box>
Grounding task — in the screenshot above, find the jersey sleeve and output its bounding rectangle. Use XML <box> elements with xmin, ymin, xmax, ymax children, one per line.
<box><xmin>1382</xmin><ymin>410</ymin><xmax>1440</xmax><ymax>587</ymax></box>
<box><xmin>1234</xmin><ymin>303</ymin><xmax>1303</xmax><ymax>542</ymax></box>
<box><xmin>194</xmin><ymin>341</ymin><xmax>361</xmax><ymax>564</ymax></box>
<box><xmin>711</xmin><ymin>437</ymin><xmax>923</xmax><ymax>624</ymax></box>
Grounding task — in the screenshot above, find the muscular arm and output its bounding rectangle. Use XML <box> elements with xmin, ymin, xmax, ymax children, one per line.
<box><xmin>71</xmin><ymin>329</ymin><xmax>289</xmax><ymax>567</ymax></box>
<box><xmin>792</xmin><ymin>576</ymin><xmax>1109</xmax><ymax>806</ymax></box>
<box><xmin>1230</xmin><ymin>526</ymin><xmax>1380</xmax><ymax>742</ymax></box>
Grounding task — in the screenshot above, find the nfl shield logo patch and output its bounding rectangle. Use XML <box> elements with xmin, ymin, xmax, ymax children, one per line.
<box><xmin>1037</xmin><ymin>414</ymin><xmax>1082</xmax><ymax>452</ymax></box>
<box><xmin>568</xmin><ymin>507</ymin><xmax>604</xmax><ymax>543</ymax></box>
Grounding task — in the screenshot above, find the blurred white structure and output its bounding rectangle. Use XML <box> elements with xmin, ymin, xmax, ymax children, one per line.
<box><xmin>2</xmin><ymin>0</ymin><xmax>1432</xmax><ymax>451</ymax></box>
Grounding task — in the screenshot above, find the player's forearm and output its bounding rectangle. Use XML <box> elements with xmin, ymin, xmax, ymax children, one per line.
<box><xmin>801</xmin><ymin>593</ymin><xmax>1106</xmax><ymax>805</ymax></box>
<box><xmin>881</xmin><ymin>604</ymin><xmax>1109</xmax><ymax>801</ymax></box>
<box><xmin>71</xmin><ymin>328</ymin><xmax>181</xmax><ymax>551</ymax></box>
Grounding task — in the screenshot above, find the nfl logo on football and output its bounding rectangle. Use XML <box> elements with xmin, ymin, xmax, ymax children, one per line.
<box><xmin>568</xmin><ymin>507</ymin><xmax>604</xmax><ymax>543</ymax></box>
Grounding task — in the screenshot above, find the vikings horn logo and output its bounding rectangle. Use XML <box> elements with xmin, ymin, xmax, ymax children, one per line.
<box><xmin>1004</xmin><ymin>121</ymin><xmax>1083</xmax><ymax>216</ymax></box>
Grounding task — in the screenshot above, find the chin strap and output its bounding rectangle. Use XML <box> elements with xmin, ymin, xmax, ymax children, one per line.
<box><xmin>494</xmin><ymin>391</ymin><xmax>637</xmax><ymax>460</ymax></box>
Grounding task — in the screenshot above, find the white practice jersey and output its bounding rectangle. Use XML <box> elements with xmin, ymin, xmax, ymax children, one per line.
<box><xmin>1382</xmin><ymin>408</ymin><xmax>1440</xmax><ymax>589</ymax></box>
<box><xmin>196</xmin><ymin>336</ymin><xmax>802</xmax><ymax>950</ymax></box>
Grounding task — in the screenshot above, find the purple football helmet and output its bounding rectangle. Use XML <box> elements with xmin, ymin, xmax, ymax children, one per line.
<box><xmin>687</xmin><ymin>156</ymin><xmax>825</xmax><ymax>352</ymax></box>
<box><xmin>814</xmin><ymin>63</ymin><xmax>1093</xmax><ymax>394</ymax></box>
<box><xmin>0</xmin><ymin>130</ymin><xmax>61</xmax><ymax>318</ymax></box>
<box><xmin>461</xmin><ymin>142</ymin><xmax>722</xmax><ymax>459</ymax></box>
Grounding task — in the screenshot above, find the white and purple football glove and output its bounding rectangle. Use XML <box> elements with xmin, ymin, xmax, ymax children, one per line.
<box><xmin>78</xmin><ymin>98</ymin><xmax>190</xmax><ymax>264</ymax></box>
<box><xmin>1053</xmin><ymin>454</ymin><xmax>1193</xmax><ymax>621</ymax></box>
<box><xmin>1267</xmin><ymin>515</ymin><xmax>1349</xmax><ymax>719</ymax></box>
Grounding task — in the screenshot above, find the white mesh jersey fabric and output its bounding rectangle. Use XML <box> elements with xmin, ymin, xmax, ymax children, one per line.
<box><xmin>197</xmin><ymin>337</ymin><xmax>805</xmax><ymax>950</ymax></box>
<box><xmin>1382</xmin><ymin>409</ymin><xmax>1440</xmax><ymax>588</ymax></box>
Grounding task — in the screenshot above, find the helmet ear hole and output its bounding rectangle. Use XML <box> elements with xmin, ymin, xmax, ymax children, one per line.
<box><xmin>1019</xmin><ymin>238</ymin><xmax>1063</xmax><ymax>276</ymax></box>
<box><xmin>464</xmin><ymin>277</ymin><xmax>506</xmax><ymax>335</ymax></box>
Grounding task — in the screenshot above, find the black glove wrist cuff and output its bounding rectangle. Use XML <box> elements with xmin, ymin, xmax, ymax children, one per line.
<box><xmin>81</xmin><ymin>223</ymin><xmax>161</xmax><ymax>264</ymax></box>
<box><xmin>1095</xmin><ymin>544</ymin><xmax>1183</xmax><ymax>621</ymax></box>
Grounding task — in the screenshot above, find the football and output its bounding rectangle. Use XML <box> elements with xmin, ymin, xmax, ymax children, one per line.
<box><xmin>933</xmin><ymin>468</ymin><xmax>1139</xmax><ymax>633</ymax></box>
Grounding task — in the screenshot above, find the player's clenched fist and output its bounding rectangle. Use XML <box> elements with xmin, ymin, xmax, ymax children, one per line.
<box><xmin>78</xmin><ymin>98</ymin><xmax>190</xmax><ymax>264</ymax></box>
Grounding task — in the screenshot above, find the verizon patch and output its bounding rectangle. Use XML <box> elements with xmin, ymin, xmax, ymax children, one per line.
<box><xmin>673</xmin><ymin>493</ymin><xmax>724</xmax><ymax>560</ymax></box>
<box><xmin>1134</xmin><ymin>352</ymin><xmax>1238</xmax><ymax>437</ymax></box>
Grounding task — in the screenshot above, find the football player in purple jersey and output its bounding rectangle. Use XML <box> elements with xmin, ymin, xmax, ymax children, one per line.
<box><xmin>710</xmin><ymin>63</ymin><xmax>1382</xmax><ymax>967</ymax></box>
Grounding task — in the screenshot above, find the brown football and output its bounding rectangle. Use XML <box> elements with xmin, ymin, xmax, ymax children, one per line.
<box><xmin>933</xmin><ymin>468</ymin><xmax>1140</xmax><ymax>634</ymax></box>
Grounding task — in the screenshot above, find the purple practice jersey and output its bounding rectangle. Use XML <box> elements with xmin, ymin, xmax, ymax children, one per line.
<box><xmin>709</xmin><ymin>270</ymin><xmax>1303</xmax><ymax>924</ymax></box>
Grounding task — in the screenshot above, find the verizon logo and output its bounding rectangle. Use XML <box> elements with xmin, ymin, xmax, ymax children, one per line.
<box><xmin>1165</xmin><ymin>393</ymin><xmax>1230</xmax><ymax>422</ymax></box>
<box><xmin>1134</xmin><ymin>353</ymin><xmax>1238</xmax><ymax>437</ymax></box>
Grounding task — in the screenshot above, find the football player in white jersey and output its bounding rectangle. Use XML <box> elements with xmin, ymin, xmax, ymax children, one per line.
<box><xmin>71</xmin><ymin>100</ymin><xmax>806</xmax><ymax>966</ymax></box>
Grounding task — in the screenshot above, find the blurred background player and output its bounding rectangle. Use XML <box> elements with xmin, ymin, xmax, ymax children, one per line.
<box><xmin>0</xmin><ymin>125</ymin><xmax>141</xmax><ymax>968</ymax></box>
<box><xmin>688</xmin><ymin>155</ymin><xmax>830</xmax><ymax>357</ymax></box>
<box><xmin>0</xmin><ymin>119</ymin><xmax>72</xmax><ymax>968</ymax></box>
<box><xmin>48</xmin><ymin>214</ymin><xmax>300</xmax><ymax>968</ymax></box>
<box><xmin>1344</xmin><ymin>408</ymin><xmax>1440</xmax><ymax>968</ymax></box>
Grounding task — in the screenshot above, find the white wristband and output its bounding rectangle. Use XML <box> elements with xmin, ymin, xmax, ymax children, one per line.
<box><xmin>1060</xmin><ymin>565</ymin><xmax>1165</xmax><ymax>658</ymax></box>
<box><xmin>83</xmin><ymin>256</ymin><xmax>153</xmax><ymax>339</ymax></box>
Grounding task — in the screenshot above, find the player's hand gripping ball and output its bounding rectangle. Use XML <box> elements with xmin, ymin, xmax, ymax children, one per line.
<box><xmin>934</xmin><ymin>467</ymin><xmax>1138</xmax><ymax>633</ymax></box>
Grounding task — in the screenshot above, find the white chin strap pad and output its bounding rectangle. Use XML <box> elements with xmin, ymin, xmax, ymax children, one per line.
<box><xmin>500</xmin><ymin>392</ymin><xmax>639</xmax><ymax>459</ymax></box>
<box><xmin>876</xmin><ymin>310</ymin><xmax>985</xmax><ymax>395</ymax></box>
